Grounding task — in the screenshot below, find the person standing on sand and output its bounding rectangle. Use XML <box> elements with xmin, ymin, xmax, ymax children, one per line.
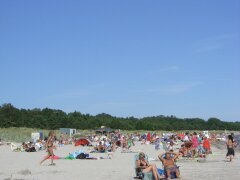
<box><xmin>191</xmin><ymin>132</ymin><xmax>199</xmax><ymax>158</ymax></box>
<box><xmin>203</xmin><ymin>136</ymin><xmax>211</xmax><ymax>155</ymax></box>
<box><xmin>40</xmin><ymin>131</ymin><xmax>56</xmax><ymax>166</ymax></box>
<box><xmin>226</xmin><ymin>135</ymin><xmax>235</xmax><ymax>162</ymax></box>
<box><xmin>183</xmin><ymin>132</ymin><xmax>189</xmax><ymax>142</ymax></box>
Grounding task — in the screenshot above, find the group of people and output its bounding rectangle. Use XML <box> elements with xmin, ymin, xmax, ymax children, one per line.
<box><xmin>135</xmin><ymin>131</ymin><xmax>238</xmax><ymax>180</ymax></box>
<box><xmin>91</xmin><ymin>132</ymin><xmax>136</xmax><ymax>153</ymax></box>
<box><xmin>59</xmin><ymin>132</ymin><xmax>76</xmax><ymax>146</ymax></box>
<box><xmin>10</xmin><ymin>140</ymin><xmax>43</xmax><ymax>152</ymax></box>
<box><xmin>180</xmin><ymin>132</ymin><xmax>211</xmax><ymax>158</ymax></box>
<box><xmin>136</xmin><ymin>151</ymin><xmax>180</xmax><ymax>180</ymax></box>
<box><xmin>4</xmin><ymin>129</ymin><xmax>237</xmax><ymax>179</ymax></box>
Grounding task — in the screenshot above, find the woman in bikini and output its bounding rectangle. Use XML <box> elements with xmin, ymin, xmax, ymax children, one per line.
<box><xmin>137</xmin><ymin>152</ymin><xmax>161</xmax><ymax>180</ymax></box>
<box><xmin>40</xmin><ymin>131</ymin><xmax>56</xmax><ymax>166</ymax></box>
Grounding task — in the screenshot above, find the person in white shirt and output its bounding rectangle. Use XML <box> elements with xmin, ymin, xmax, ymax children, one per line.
<box><xmin>183</xmin><ymin>132</ymin><xmax>189</xmax><ymax>142</ymax></box>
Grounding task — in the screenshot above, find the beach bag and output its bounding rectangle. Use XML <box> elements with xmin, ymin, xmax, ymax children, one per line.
<box><xmin>76</xmin><ymin>153</ymin><xmax>86</xmax><ymax>159</ymax></box>
<box><xmin>30</xmin><ymin>147</ymin><xmax>36</xmax><ymax>152</ymax></box>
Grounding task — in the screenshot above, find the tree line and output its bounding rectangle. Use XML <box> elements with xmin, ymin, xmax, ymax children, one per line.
<box><xmin>0</xmin><ymin>103</ymin><xmax>239</xmax><ymax>131</ymax></box>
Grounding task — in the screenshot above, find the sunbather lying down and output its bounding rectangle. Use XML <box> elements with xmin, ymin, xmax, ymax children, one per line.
<box><xmin>158</xmin><ymin>152</ymin><xmax>180</xmax><ymax>179</ymax></box>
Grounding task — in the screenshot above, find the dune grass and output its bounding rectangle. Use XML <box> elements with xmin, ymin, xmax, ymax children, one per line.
<box><xmin>0</xmin><ymin>127</ymin><xmax>56</xmax><ymax>142</ymax></box>
<box><xmin>0</xmin><ymin>128</ymin><xmax>94</xmax><ymax>142</ymax></box>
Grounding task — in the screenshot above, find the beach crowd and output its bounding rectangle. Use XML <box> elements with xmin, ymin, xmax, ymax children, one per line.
<box><xmin>1</xmin><ymin>130</ymin><xmax>238</xmax><ymax>180</ymax></box>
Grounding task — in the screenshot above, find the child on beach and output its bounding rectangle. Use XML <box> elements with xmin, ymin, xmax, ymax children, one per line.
<box><xmin>40</xmin><ymin>131</ymin><xmax>56</xmax><ymax>166</ymax></box>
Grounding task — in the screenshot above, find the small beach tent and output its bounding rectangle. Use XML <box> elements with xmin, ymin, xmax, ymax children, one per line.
<box><xmin>60</xmin><ymin>128</ymin><xmax>76</xmax><ymax>136</ymax></box>
<box><xmin>75</xmin><ymin>138</ymin><xmax>92</xmax><ymax>146</ymax></box>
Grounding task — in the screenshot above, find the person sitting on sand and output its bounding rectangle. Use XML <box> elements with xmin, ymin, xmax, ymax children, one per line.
<box><xmin>109</xmin><ymin>140</ymin><xmax>116</xmax><ymax>152</ymax></box>
<box><xmin>127</xmin><ymin>137</ymin><xmax>134</xmax><ymax>150</ymax></box>
<box><xmin>167</xmin><ymin>142</ymin><xmax>174</xmax><ymax>152</ymax></box>
<box><xmin>178</xmin><ymin>144</ymin><xmax>185</xmax><ymax>157</ymax></box>
<box><xmin>136</xmin><ymin>152</ymin><xmax>162</xmax><ymax>180</ymax></box>
<box><xmin>97</xmin><ymin>141</ymin><xmax>106</xmax><ymax>152</ymax></box>
<box><xmin>22</xmin><ymin>142</ymin><xmax>29</xmax><ymax>152</ymax></box>
<box><xmin>103</xmin><ymin>138</ymin><xmax>110</xmax><ymax>149</ymax></box>
<box><xmin>158</xmin><ymin>152</ymin><xmax>180</xmax><ymax>179</ymax></box>
<box><xmin>122</xmin><ymin>137</ymin><xmax>128</xmax><ymax>151</ymax></box>
<box><xmin>25</xmin><ymin>142</ymin><xmax>36</xmax><ymax>152</ymax></box>
<box><xmin>35</xmin><ymin>140</ymin><xmax>43</xmax><ymax>151</ymax></box>
<box><xmin>40</xmin><ymin>131</ymin><xmax>56</xmax><ymax>166</ymax></box>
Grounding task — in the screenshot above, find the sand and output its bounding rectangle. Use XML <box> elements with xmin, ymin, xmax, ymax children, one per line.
<box><xmin>0</xmin><ymin>142</ymin><xmax>239</xmax><ymax>180</ymax></box>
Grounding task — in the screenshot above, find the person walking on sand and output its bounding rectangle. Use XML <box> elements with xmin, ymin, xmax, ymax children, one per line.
<box><xmin>40</xmin><ymin>131</ymin><xmax>56</xmax><ymax>166</ymax></box>
<box><xmin>226</xmin><ymin>135</ymin><xmax>235</xmax><ymax>162</ymax></box>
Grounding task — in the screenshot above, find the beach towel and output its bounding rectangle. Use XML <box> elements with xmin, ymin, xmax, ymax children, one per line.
<box><xmin>157</xmin><ymin>168</ymin><xmax>165</xmax><ymax>176</ymax></box>
<box><xmin>65</xmin><ymin>156</ymin><xmax>75</xmax><ymax>160</ymax></box>
<box><xmin>45</xmin><ymin>155</ymin><xmax>60</xmax><ymax>160</ymax></box>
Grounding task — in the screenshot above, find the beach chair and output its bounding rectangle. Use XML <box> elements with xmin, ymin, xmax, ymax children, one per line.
<box><xmin>134</xmin><ymin>154</ymin><xmax>154</xmax><ymax>180</ymax></box>
<box><xmin>160</xmin><ymin>154</ymin><xmax>179</xmax><ymax>179</ymax></box>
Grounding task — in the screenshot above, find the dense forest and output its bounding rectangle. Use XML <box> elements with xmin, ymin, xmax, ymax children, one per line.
<box><xmin>0</xmin><ymin>103</ymin><xmax>239</xmax><ymax>131</ymax></box>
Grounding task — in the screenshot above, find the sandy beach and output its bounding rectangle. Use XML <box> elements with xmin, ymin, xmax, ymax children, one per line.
<box><xmin>0</xmin><ymin>141</ymin><xmax>239</xmax><ymax>180</ymax></box>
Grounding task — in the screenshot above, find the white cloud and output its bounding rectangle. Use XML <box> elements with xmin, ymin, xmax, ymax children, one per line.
<box><xmin>194</xmin><ymin>33</ymin><xmax>239</xmax><ymax>53</ymax></box>
<box><xmin>146</xmin><ymin>82</ymin><xmax>203</xmax><ymax>95</ymax></box>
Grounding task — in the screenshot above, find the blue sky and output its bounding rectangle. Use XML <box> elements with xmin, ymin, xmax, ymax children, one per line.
<box><xmin>0</xmin><ymin>0</ymin><xmax>239</xmax><ymax>121</ymax></box>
